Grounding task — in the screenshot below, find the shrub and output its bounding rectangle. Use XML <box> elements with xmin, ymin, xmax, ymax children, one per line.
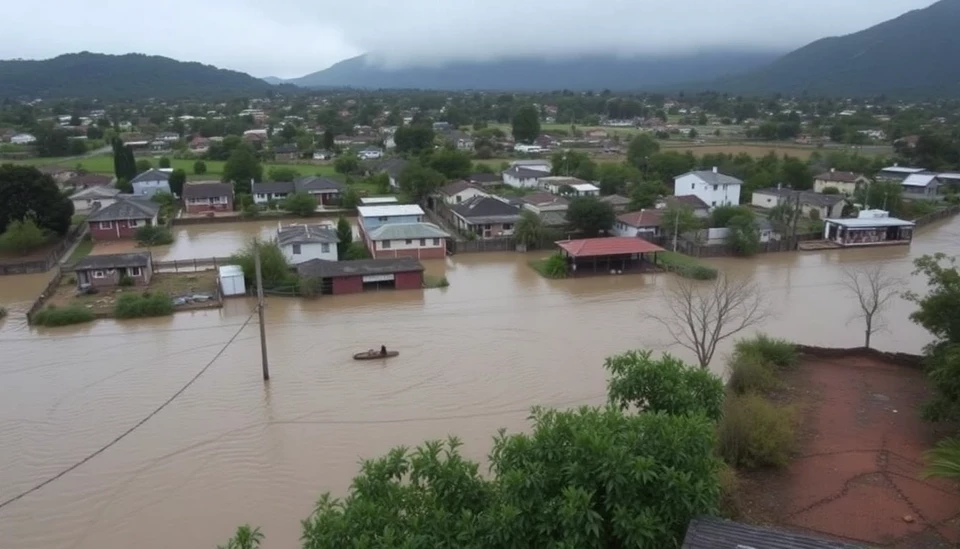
<box><xmin>0</xmin><ymin>218</ymin><xmax>48</xmax><ymax>255</ymax></box>
<box><xmin>114</xmin><ymin>292</ymin><xmax>174</xmax><ymax>318</ymax></box>
<box><xmin>717</xmin><ymin>464</ymin><xmax>741</xmax><ymax>519</ymax></box>
<box><xmin>727</xmin><ymin>351</ymin><xmax>778</xmax><ymax>395</ymax></box>
<box><xmin>658</xmin><ymin>251</ymin><xmax>718</xmax><ymax>280</ymax></box>
<box><xmin>33</xmin><ymin>305</ymin><xmax>95</xmax><ymax>327</ymax></box>
<box><xmin>193</xmin><ymin>160</ymin><xmax>207</xmax><ymax>175</ymax></box>
<box><xmin>343</xmin><ymin>241</ymin><xmax>371</xmax><ymax>260</ymax></box>
<box><xmin>135</xmin><ymin>226</ymin><xmax>174</xmax><ymax>247</ymax></box>
<box><xmin>718</xmin><ymin>393</ymin><xmax>796</xmax><ymax>469</ymax></box>
<box><xmin>531</xmin><ymin>252</ymin><xmax>568</xmax><ymax>279</ymax></box>
<box><xmin>282</xmin><ymin>192</ymin><xmax>319</xmax><ymax>217</ymax></box>
<box><xmin>424</xmin><ymin>275</ymin><xmax>449</xmax><ymax>288</ymax></box>
<box><xmin>241</xmin><ymin>204</ymin><xmax>260</xmax><ymax>218</ymax></box>
<box><xmin>734</xmin><ymin>334</ymin><xmax>797</xmax><ymax>370</ymax></box>
<box><xmin>118</xmin><ymin>274</ymin><xmax>134</xmax><ymax>287</ymax></box>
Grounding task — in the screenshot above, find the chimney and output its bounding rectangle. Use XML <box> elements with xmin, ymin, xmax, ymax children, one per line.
<box><xmin>830</xmin><ymin>168</ymin><xmax>835</xmax><ymax>173</ymax></box>
<box><xmin>712</xmin><ymin>166</ymin><xmax>718</xmax><ymax>174</ymax></box>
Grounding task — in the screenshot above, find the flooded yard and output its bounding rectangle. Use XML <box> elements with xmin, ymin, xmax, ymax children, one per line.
<box><xmin>0</xmin><ymin>215</ymin><xmax>957</xmax><ymax>549</ymax></box>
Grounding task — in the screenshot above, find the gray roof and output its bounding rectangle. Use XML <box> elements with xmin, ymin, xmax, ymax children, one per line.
<box><xmin>680</xmin><ymin>170</ymin><xmax>744</xmax><ymax>186</ymax></box>
<box><xmin>74</xmin><ymin>252</ymin><xmax>151</xmax><ymax>271</ymax></box>
<box><xmin>377</xmin><ymin>158</ymin><xmax>408</xmax><ymax>178</ymax></box>
<box><xmin>505</xmin><ymin>166</ymin><xmax>548</xmax><ymax>179</ymax></box>
<box><xmin>296</xmin><ymin>257</ymin><xmax>424</xmax><ymax>279</ymax></box>
<box><xmin>367</xmin><ymin>222</ymin><xmax>449</xmax><ymax>241</ymax></box>
<box><xmin>468</xmin><ymin>173</ymin><xmax>501</xmax><ymax>183</ymax></box>
<box><xmin>87</xmin><ymin>198</ymin><xmax>160</xmax><ymax>222</ymax></box>
<box><xmin>252</xmin><ymin>181</ymin><xmax>295</xmax><ymax>195</ymax></box>
<box><xmin>540</xmin><ymin>210</ymin><xmax>568</xmax><ymax>227</ymax></box>
<box><xmin>182</xmin><ymin>182</ymin><xmax>234</xmax><ymax>199</ymax></box>
<box><xmin>682</xmin><ymin>517</ymin><xmax>862</xmax><ymax>549</ymax></box>
<box><xmin>452</xmin><ymin>196</ymin><xmax>522</xmax><ymax>223</ymax></box>
<box><xmin>276</xmin><ymin>224</ymin><xmax>339</xmax><ymax>246</ymax></box>
<box><xmin>65</xmin><ymin>174</ymin><xmax>114</xmax><ymax>188</ymax></box>
<box><xmin>755</xmin><ymin>188</ymin><xmax>845</xmax><ymax>208</ymax></box>
<box><xmin>294</xmin><ymin>176</ymin><xmax>344</xmax><ymax>193</ymax></box>
<box><xmin>130</xmin><ymin>169</ymin><xmax>171</xmax><ymax>183</ymax></box>
<box><xmin>70</xmin><ymin>186</ymin><xmax>121</xmax><ymax>200</ymax></box>
<box><xmin>599</xmin><ymin>194</ymin><xmax>631</xmax><ymax>206</ymax></box>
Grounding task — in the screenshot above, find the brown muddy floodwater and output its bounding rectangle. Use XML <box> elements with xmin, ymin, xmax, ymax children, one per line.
<box><xmin>1</xmin><ymin>215</ymin><xmax>959</xmax><ymax>548</ymax></box>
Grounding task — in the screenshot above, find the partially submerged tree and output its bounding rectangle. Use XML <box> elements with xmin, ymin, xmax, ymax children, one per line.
<box><xmin>514</xmin><ymin>210</ymin><xmax>544</xmax><ymax>249</ymax></box>
<box><xmin>0</xmin><ymin>218</ymin><xmax>47</xmax><ymax>255</ymax></box>
<box><xmin>565</xmin><ymin>197</ymin><xmax>615</xmax><ymax>237</ymax></box>
<box><xmin>335</xmin><ymin>216</ymin><xmax>352</xmax><ymax>258</ymax></box>
<box><xmin>282</xmin><ymin>192</ymin><xmax>318</xmax><ymax>217</ymax></box>
<box><xmin>651</xmin><ymin>274</ymin><xmax>768</xmax><ymax>368</ymax></box>
<box><xmin>216</xmin><ymin>524</ymin><xmax>264</xmax><ymax>549</ymax></box>
<box><xmin>840</xmin><ymin>265</ymin><xmax>900</xmax><ymax>348</ymax></box>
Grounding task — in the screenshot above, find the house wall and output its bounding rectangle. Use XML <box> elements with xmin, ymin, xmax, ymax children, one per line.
<box><xmin>394</xmin><ymin>271</ymin><xmax>423</xmax><ymax>290</ymax></box>
<box><xmin>359</xmin><ymin>214</ymin><xmax>424</xmax><ymax>231</ymax></box>
<box><xmin>612</xmin><ymin>223</ymin><xmax>658</xmax><ymax>238</ymax></box>
<box><xmin>132</xmin><ymin>179</ymin><xmax>171</xmax><ymax>197</ymax></box>
<box><xmin>674</xmin><ymin>174</ymin><xmax>740</xmax><ymax>208</ymax></box>
<box><xmin>372</xmin><ymin>237</ymin><xmax>446</xmax><ymax>259</ymax></box>
<box><xmin>90</xmin><ymin>215</ymin><xmax>157</xmax><ymax>240</ymax></box>
<box><xmin>332</xmin><ymin>276</ymin><xmax>363</xmax><ymax>295</ymax></box>
<box><xmin>184</xmin><ymin>196</ymin><xmax>233</xmax><ymax>214</ymax></box>
<box><xmin>813</xmin><ymin>178</ymin><xmax>861</xmax><ymax>195</ymax></box>
<box><xmin>503</xmin><ymin>173</ymin><xmax>542</xmax><ymax>189</ymax></box>
<box><xmin>306</xmin><ymin>191</ymin><xmax>340</xmax><ymax>205</ymax></box>
<box><xmin>77</xmin><ymin>265</ymin><xmax>151</xmax><ymax>289</ymax></box>
<box><xmin>253</xmin><ymin>191</ymin><xmax>291</xmax><ymax>204</ymax></box>
<box><xmin>452</xmin><ymin>216</ymin><xmax>515</xmax><ymax>238</ymax></box>
<box><xmin>443</xmin><ymin>187</ymin><xmax>488</xmax><ymax>205</ymax></box>
<box><xmin>902</xmin><ymin>183</ymin><xmax>938</xmax><ymax>197</ymax></box>
<box><xmin>281</xmin><ymin>241</ymin><xmax>338</xmax><ymax>265</ymax></box>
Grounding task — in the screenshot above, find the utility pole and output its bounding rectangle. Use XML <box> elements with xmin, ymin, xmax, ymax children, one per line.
<box><xmin>253</xmin><ymin>240</ymin><xmax>270</xmax><ymax>381</ymax></box>
<box><xmin>672</xmin><ymin>210</ymin><xmax>680</xmax><ymax>252</ymax></box>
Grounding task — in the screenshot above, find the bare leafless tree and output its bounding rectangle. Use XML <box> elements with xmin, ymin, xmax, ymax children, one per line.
<box><xmin>651</xmin><ymin>274</ymin><xmax>768</xmax><ymax>369</ymax></box>
<box><xmin>840</xmin><ymin>266</ymin><xmax>901</xmax><ymax>348</ymax></box>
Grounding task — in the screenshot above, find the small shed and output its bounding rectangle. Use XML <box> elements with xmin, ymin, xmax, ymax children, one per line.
<box><xmin>296</xmin><ymin>257</ymin><xmax>425</xmax><ymax>295</ymax></box>
<box><xmin>218</xmin><ymin>265</ymin><xmax>246</xmax><ymax>297</ymax></box>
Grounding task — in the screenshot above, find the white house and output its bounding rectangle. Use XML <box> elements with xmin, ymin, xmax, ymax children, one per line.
<box><xmin>70</xmin><ymin>186</ymin><xmax>122</xmax><ymax>213</ymax></box>
<box><xmin>673</xmin><ymin>167</ymin><xmax>742</xmax><ymax>209</ymax></box>
<box><xmin>359</xmin><ymin>147</ymin><xmax>383</xmax><ymax>160</ymax></box>
<box><xmin>509</xmin><ymin>160</ymin><xmax>551</xmax><ymax>173</ymax></box>
<box><xmin>276</xmin><ymin>223</ymin><xmax>339</xmax><ymax>265</ymax></box>
<box><xmin>751</xmin><ymin>187</ymin><xmax>845</xmax><ymax>219</ymax></box>
<box><xmin>438</xmin><ymin>180</ymin><xmax>489</xmax><ymax>205</ymax></box>
<box><xmin>130</xmin><ymin>169</ymin><xmax>172</xmax><ymax>197</ymax></box>
<box><xmin>514</xmin><ymin>144</ymin><xmax>544</xmax><ymax>154</ymax></box>
<box><xmin>613</xmin><ymin>209</ymin><xmax>663</xmax><ymax>238</ymax></box>
<box><xmin>10</xmin><ymin>133</ymin><xmax>36</xmax><ymax>145</ymax></box>
<box><xmin>503</xmin><ymin>166</ymin><xmax>548</xmax><ymax>189</ymax></box>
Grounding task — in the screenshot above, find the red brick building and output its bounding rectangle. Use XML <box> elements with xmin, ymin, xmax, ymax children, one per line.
<box><xmin>295</xmin><ymin>257</ymin><xmax>424</xmax><ymax>295</ymax></box>
<box><xmin>182</xmin><ymin>181</ymin><xmax>234</xmax><ymax>214</ymax></box>
<box><xmin>87</xmin><ymin>198</ymin><xmax>160</xmax><ymax>241</ymax></box>
<box><xmin>365</xmin><ymin>222</ymin><xmax>449</xmax><ymax>260</ymax></box>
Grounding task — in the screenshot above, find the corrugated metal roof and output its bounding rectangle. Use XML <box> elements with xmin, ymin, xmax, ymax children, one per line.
<box><xmin>826</xmin><ymin>217</ymin><xmax>915</xmax><ymax>228</ymax></box>
<box><xmin>679</xmin><ymin>170</ymin><xmax>744</xmax><ymax>186</ymax></box>
<box><xmin>276</xmin><ymin>224</ymin><xmax>339</xmax><ymax>246</ymax></box>
<box><xmin>682</xmin><ymin>517</ymin><xmax>863</xmax><ymax>549</ymax></box>
<box><xmin>880</xmin><ymin>166</ymin><xmax>925</xmax><ymax>174</ymax></box>
<box><xmin>357</xmin><ymin>204</ymin><xmax>424</xmax><ymax>218</ymax></box>
<box><xmin>367</xmin><ymin>222</ymin><xmax>449</xmax><ymax>241</ymax></box>
<box><xmin>901</xmin><ymin>173</ymin><xmax>938</xmax><ymax>187</ymax></box>
<box><xmin>556</xmin><ymin>236</ymin><xmax>664</xmax><ymax>257</ymax></box>
<box><xmin>359</xmin><ymin>196</ymin><xmax>399</xmax><ymax>204</ymax></box>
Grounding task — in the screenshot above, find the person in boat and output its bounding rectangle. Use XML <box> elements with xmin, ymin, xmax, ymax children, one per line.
<box><xmin>380</xmin><ymin>345</ymin><xmax>387</xmax><ymax>356</ymax></box>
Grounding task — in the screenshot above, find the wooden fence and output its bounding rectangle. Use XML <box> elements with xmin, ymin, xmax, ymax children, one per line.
<box><xmin>0</xmin><ymin>223</ymin><xmax>87</xmax><ymax>276</ymax></box>
<box><xmin>914</xmin><ymin>204</ymin><xmax>960</xmax><ymax>228</ymax></box>
<box><xmin>450</xmin><ymin>237</ymin><xmax>518</xmax><ymax>254</ymax></box>
<box><xmin>25</xmin><ymin>266</ymin><xmax>65</xmax><ymax>324</ymax></box>
<box><xmin>153</xmin><ymin>257</ymin><xmax>234</xmax><ymax>273</ymax></box>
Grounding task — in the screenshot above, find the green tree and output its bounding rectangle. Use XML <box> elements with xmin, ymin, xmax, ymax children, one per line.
<box><xmin>394</xmin><ymin>124</ymin><xmax>436</xmax><ymax>155</ymax></box>
<box><xmin>629</xmin><ymin>180</ymin><xmax>668</xmax><ymax>210</ymax></box>
<box><xmin>605</xmin><ymin>350</ymin><xmax>724</xmax><ymax>421</ymax></box>
<box><xmin>626</xmin><ymin>134</ymin><xmax>661</xmax><ymax>170</ymax></box>
<box><xmin>597</xmin><ymin>163</ymin><xmax>638</xmax><ymax>196</ymax></box>
<box><xmin>778</xmin><ymin>156</ymin><xmax>813</xmax><ymax>190</ymax></box>
<box><xmin>727</xmin><ymin>213</ymin><xmax>760</xmax><ymax>256</ymax></box>
<box><xmin>222</xmin><ymin>143</ymin><xmax>263</xmax><ymax>194</ymax></box>
<box><xmin>193</xmin><ymin>160</ymin><xmax>207</xmax><ymax>175</ymax></box>
<box><xmin>551</xmin><ymin>150</ymin><xmax>597</xmax><ymax>180</ymax></box>
<box><xmin>229</xmin><ymin>239</ymin><xmax>294</xmax><ymax>289</ymax></box>
<box><xmin>333</xmin><ymin>153</ymin><xmax>359</xmax><ymax>175</ymax></box>
<box><xmin>335</xmin><ymin>216</ymin><xmax>353</xmax><ymax>258</ymax></box>
<box><xmin>217</xmin><ymin>524</ymin><xmax>264</xmax><ymax>549</ymax></box>
<box><xmin>135</xmin><ymin>158</ymin><xmax>152</xmax><ymax>174</ymax></box>
<box><xmin>0</xmin><ymin>218</ymin><xmax>47</xmax><ymax>255</ymax></box>
<box><xmin>0</xmin><ymin>164</ymin><xmax>73</xmax><ymax>235</ymax></box>
<box><xmin>427</xmin><ymin>149</ymin><xmax>472</xmax><ymax>179</ymax></box>
<box><xmin>112</xmin><ymin>137</ymin><xmax>136</xmax><ymax>181</ymax></box>
<box><xmin>268</xmin><ymin>166</ymin><xmax>300</xmax><ymax>182</ymax></box>
<box><xmin>511</xmin><ymin>104</ymin><xmax>541</xmax><ymax>143</ymax></box>
<box><xmin>322</xmin><ymin>130</ymin><xmax>335</xmax><ymax>151</ymax></box>
<box><xmin>566</xmin><ymin>197</ymin><xmax>615</xmax><ymax>237</ymax></box>
<box><xmin>158</xmin><ymin>156</ymin><xmax>171</xmax><ymax>169</ymax></box>
<box><xmin>168</xmin><ymin>169</ymin><xmax>186</xmax><ymax>197</ymax></box>
<box><xmin>340</xmin><ymin>187</ymin><xmax>361</xmax><ymax>210</ymax></box>
<box><xmin>660</xmin><ymin>202</ymin><xmax>700</xmax><ymax>250</ymax></box>
<box><xmin>115</xmin><ymin>177</ymin><xmax>132</xmax><ymax>194</ymax></box>
<box><xmin>514</xmin><ymin>210</ymin><xmax>544</xmax><ymax>249</ymax></box>
<box><xmin>282</xmin><ymin>192</ymin><xmax>318</xmax><ymax>217</ymax></box>
<box><xmin>710</xmin><ymin>205</ymin><xmax>752</xmax><ymax>228</ymax></box>
<box><xmin>398</xmin><ymin>160</ymin><xmax>446</xmax><ymax>203</ymax></box>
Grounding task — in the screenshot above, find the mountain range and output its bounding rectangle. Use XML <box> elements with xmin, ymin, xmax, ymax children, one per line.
<box><xmin>1</xmin><ymin>0</ymin><xmax>958</xmax><ymax>99</ymax></box>
<box><xmin>0</xmin><ymin>52</ymin><xmax>278</xmax><ymax>99</ymax></box>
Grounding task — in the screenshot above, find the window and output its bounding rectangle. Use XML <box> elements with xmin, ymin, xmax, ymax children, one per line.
<box><xmin>405</xmin><ymin>239</ymin><xmax>413</xmax><ymax>245</ymax></box>
<box><xmin>712</xmin><ymin>201</ymin><xmax>717</xmax><ymax>206</ymax></box>
<box><xmin>129</xmin><ymin>267</ymin><xmax>142</xmax><ymax>276</ymax></box>
<box><xmin>98</xmin><ymin>221</ymin><xmax>112</xmax><ymax>229</ymax></box>
<box><xmin>379</xmin><ymin>216</ymin><xmax>388</xmax><ymax>222</ymax></box>
<box><xmin>503</xmin><ymin>224</ymin><xmax>513</xmax><ymax>230</ymax></box>
<box><xmin>691</xmin><ymin>183</ymin><xmax>695</xmax><ymax>189</ymax></box>
<box><xmin>483</xmin><ymin>224</ymin><xmax>491</xmax><ymax>230</ymax></box>
<box><xmin>92</xmin><ymin>270</ymin><xmax>104</xmax><ymax>279</ymax></box>
<box><xmin>383</xmin><ymin>240</ymin><xmax>391</xmax><ymax>249</ymax></box>
<box><xmin>713</xmin><ymin>184</ymin><xmax>718</xmax><ymax>191</ymax></box>
<box><xmin>432</xmin><ymin>238</ymin><xmax>440</xmax><ymax>245</ymax></box>
<box><xmin>456</xmin><ymin>196</ymin><xmax>462</xmax><ymax>203</ymax></box>
<box><xmin>419</xmin><ymin>239</ymin><xmax>426</xmax><ymax>246</ymax></box>
<box><xmin>128</xmin><ymin>219</ymin><xmax>139</xmax><ymax>227</ymax></box>
<box><xmin>106</xmin><ymin>268</ymin><xmax>116</xmax><ymax>274</ymax></box>
<box><xmin>321</xmin><ymin>243</ymin><xmax>330</xmax><ymax>253</ymax></box>
<box><xmin>292</xmin><ymin>244</ymin><xmax>301</xmax><ymax>255</ymax></box>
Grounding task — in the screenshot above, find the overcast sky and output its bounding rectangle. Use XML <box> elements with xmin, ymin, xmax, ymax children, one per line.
<box><xmin>1</xmin><ymin>0</ymin><xmax>938</xmax><ymax>78</ymax></box>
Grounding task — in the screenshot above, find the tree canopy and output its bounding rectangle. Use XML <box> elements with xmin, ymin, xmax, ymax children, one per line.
<box><xmin>511</xmin><ymin>104</ymin><xmax>541</xmax><ymax>144</ymax></box>
<box><xmin>394</xmin><ymin>124</ymin><xmax>436</xmax><ymax>155</ymax></box>
<box><xmin>0</xmin><ymin>164</ymin><xmax>73</xmax><ymax>235</ymax></box>
<box><xmin>222</xmin><ymin>143</ymin><xmax>263</xmax><ymax>193</ymax></box>
<box><xmin>399</xmin><ymin>160</ymin><xmax>446</xmax><ymax>203</ymax></box>
<box><xmin>626</xmin><ymin>134</ymin><xmax>661</xmax><ymax>169</ymax></box>
<box><xmin>566</xmin><ymin>197</ymin><xmax>616</xmax><ymax>238</ymax></box>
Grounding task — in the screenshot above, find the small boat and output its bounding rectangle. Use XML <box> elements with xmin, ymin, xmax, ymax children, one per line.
<box><xmin>353</xmin><ymin>350</ymin><xmax>400</xmax><ymax>360</ymax></box>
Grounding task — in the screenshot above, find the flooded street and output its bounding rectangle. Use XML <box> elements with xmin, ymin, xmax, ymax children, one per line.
<box><xmin>1</xmin><ymin>215</ymin><xmax>958</xmax><ymax>549</ymax></box>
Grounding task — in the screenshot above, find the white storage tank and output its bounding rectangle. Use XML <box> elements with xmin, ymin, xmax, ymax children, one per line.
<box><xmin>218</xmin><ymin>265</ymin><xmax>246</xmax><ymax>297</ymax></box>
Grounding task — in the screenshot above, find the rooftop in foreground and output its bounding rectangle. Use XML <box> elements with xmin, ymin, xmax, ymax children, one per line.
<box><xmin>556</xmin><ymin>237</ymin><xmax>665</xmax><ymax>257</ymax></box>
<box><xmin>296</xmin><ymin>257</ymin><xmax>424</xmax><ymax>278</ymax></box>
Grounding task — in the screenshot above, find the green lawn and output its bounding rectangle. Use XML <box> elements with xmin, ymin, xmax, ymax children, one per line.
<box><xmin>64</xmin><ymin>238</ymin><xmax>93</xmax><ymax>266</ymax></box>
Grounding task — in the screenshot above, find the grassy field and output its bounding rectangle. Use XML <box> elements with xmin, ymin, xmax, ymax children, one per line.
<box><xmin>64</xmin><ymin>238</ymin><xmax>93</xmax><ymax>265</ymax></box>
<box><xmin>13</xmin><ymin>154</ymin><xmax>339</xmax><ymax>181</ymax></box>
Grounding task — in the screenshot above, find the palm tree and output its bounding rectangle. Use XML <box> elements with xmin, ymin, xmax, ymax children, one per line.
<box><xmin>514</xmin><ymin>210</ymin><xmax>544</xmax><ymax>249</ymax></box>
<box><xmin>217</xmin><ymin>525</ymin><xmax>264</xmax><ymax>549</ymax></box>
<box><xmin>922</xmin><ymin>437</ymin><xmax>960</xmax><ymax>480</ymax></box>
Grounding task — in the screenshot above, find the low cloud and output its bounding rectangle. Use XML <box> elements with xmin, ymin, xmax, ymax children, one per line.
<box><xmin>0</xmin><ymin>0</ymin><xmax>938</xmax><ymax>78</ymax></box>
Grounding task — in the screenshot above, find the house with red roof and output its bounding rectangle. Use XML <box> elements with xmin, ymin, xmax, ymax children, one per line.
<box><xmin>555</xmin><ymin>236</ymin><xmax>664</xmax><ymax>276</ymax></box>
<box><xmin>613</xmin><ymin>209</ymin><xmax>664</xmax><ymax>238</ymax></box>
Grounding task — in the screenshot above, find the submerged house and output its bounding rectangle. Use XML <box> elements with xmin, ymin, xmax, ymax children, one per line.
<box><xmin>295</xmin><ymin>257</ymin><xmax>425</xmax><ymax>295</ymax></box>
<box><xmin>276</xmin><ymin>223</ymin><xmax>339</xmax><ymax>264</ymax></box>
<box><xmin>822</xmin><ymin>210</ymin><xmax>915</xmax><ymax>248</ymax></box>
<box><xmin>73</xmin><ymin>252</ymin><xmax>154</xmax><ymax>289</ymax></box>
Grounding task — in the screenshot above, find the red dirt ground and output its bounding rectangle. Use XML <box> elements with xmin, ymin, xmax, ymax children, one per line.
<box><xmin>740</xmin><ymin>354</ymin><xmax>960</xmax><ymax>547</ymax></box>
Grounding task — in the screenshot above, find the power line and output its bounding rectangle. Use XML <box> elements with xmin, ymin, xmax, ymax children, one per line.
<box><xmin>0</xmin><ymin>313</ymin><xmax>255</xmax><ymax>512</ymax></box>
